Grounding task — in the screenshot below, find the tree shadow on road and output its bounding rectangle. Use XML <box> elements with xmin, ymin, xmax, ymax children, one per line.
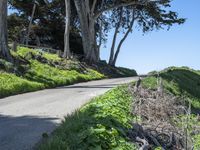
<box><xmin>56</xmin><ymin>83</ymin><xmax>121</xmax><ymax>89</ymax></box>
<box><xmin>0</xmin><ymin>115</ymin><xmax>59</xmax><ymax>150</ymax></box>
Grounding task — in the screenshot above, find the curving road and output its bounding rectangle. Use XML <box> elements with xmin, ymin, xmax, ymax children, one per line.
<box><xmin>0</xmin><ymin>77</ymin><xmax>138</xmax><ymax>150</ymax></box>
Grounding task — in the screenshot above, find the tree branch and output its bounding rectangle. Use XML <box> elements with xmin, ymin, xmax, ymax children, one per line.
<box><xmin>94</xmin><ymin>1</ymin><xmax>138</xmax><ymax>19</ymax></box>
<box><xmin>91</xmin><ymin>0</ymin><xmax>97</xmax><ymax>14</ymax></box>
<box><xmin>112</xmin><ymin>9</ymin><xmax>135</xmax><ymax>65</ymax></box>
<box><xmin>109</xmin><ymin>8</ymin><xmax>123</xmax><ymax>65</ymax></box>
<box><xmin>94</xmin><ymin>0</ymin><xmax>161</xmax><ymax>19</ymax></box>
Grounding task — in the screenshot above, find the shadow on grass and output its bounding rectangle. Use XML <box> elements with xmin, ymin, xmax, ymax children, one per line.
<box><xmin>25</xmin><ymin>72</ymin><xmax>57</xmax><ymax>87</ymax></box>
<box><xmin>161</xmin><ymin>69</ymin><xmax>200</xmax><ymax>99</ymax></box>
<box><xmin>39</xmin><ymin>105</ymin><xmax>131</xmax><ymax>150</ymax></box>
<box><xmin>0</xmin><ymin>115</ymin><xmax>59</xmax><ymax>150</ymax></box>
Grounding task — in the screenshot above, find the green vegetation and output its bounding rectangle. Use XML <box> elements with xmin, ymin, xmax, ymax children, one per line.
<box><xmin>25</xmin><ymin>60</ymin><xmax>103</xmax><ymax>87</ymax></box>
<box><xmin>16</xmin><ymin>47</ymin><xmax>62</xmax><ymax>62</ymax></box>
<box><xmin>0</xmin><ymin>47</ymin><xmax>105</xmax><ymax>98</ymax></box>
<box><xmin>37</xmin><ymin>66</ymin><xmax>200</xmax><ymax>149</ymax></box>
<box><xmin>144</xmin><ymin>67</ymin><xmax>200</xmax><ymax>109</ymax></box>
<box><xmin>39</xmin><ymin>85</ymin><xmax>137</xmax><ymax>150</ymax></box>
<box><xmin>0</xmin><ymin>47</ymin><xmax>137</xmax><ymax>98</ymax></box>
<box><xmin>0</xmin><ymin>72</ymin><xmax>44</xmax><ymax>97</ymax></box>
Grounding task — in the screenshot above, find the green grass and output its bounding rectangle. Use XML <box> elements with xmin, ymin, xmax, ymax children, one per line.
<box><xmin>160</xmin><ymin>67</ymin><xmax>200</xmax><ymax>98</ymax></box>
<box><xmin>38</xmin><ymin>85</ymin><xmax>137</xmax><ymax>150</ymax></box>
<box><xmin>0</xmin><ymin>72</ymin><xmax>44</xmax><ymax>97</ymax></box>
<box><xmin>144</xmin><ymin>67</ymin><xmax>200</xmax><ymax>109</ymax></box>
<box><xmin>24</xmin><ymin>60</ymin><xmax>103</xmax><ymax>87</ymax></box>
<box><xmin>194</xmin><ymin>134</ymin><xmax>200</xmax><ymax>149</ymax></box>
<box><xmin>0</xmin><ymin>47</ymin><xmax>105</xmax><ymax>98</ymax></box>
<box><xmin>37</xmin><ymin>66</ymin><xmax>200</xmax><ymax>149</ymax></box>
<box><xmin>0</xmin><ymin>47</ymin><xmax>137</xmax><ymax>98</ymax></box>
<box><xmin>16</xmin><ymin>47</ymin><xmax>62</xmax><ymax>62</ymax></box>
<box><xmin>0</xmin><ymin>47</ymin><xmax>138</xmax><ymax>148</ymax></box>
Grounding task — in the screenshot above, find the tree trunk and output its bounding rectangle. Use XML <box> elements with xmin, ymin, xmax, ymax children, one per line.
<box><xmin>73</xmin><ymin>0</ymin><xmax>143</xmax><ymax>63</ymax></box>
<box><xmin>26</xmin><ymin>2</ymin><xmax>37</xmax><ymax>45</ymax></box>
<box><xmin>108</xmin><ymin>28</ymin><xmax>118</xmax><ymax>65</ymax></box>
<box><xmin>97</xmin><ymin>18</ymin><xmax>103</xmax><ymax>61</ymax></box>
<box><xmin>110</xmin><ymin>10</ymin><xmax>135</xmax><ymax>66</ymax></box>
<box><xmin>63</xmin><ymin>0</ymin><xmax>71</xmax><ymax>58</ymax></box>
<box><xmin>0</xmin><ymin>0</ymin><xmax>11</xmax><ymax>61</ymax></box>
<box><xmin>108</xmin><ymin>8</ymin><xmax>123</xmax><ymax>65</ymax></box>
<box><xmin>74</xmin><ymin>0</ymin><xmax>98</xmax><ymax>63</ymax></box>
<box><xmin>86</xmin><ymin>19</ymin><xmax>98</xmax><ymax>62</ymax></box>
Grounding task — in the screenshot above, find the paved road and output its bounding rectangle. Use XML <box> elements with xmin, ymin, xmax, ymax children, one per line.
<box><xmin>0</xmin><ymin>77</ymin><xmax>138</xmax><ymax>150</ymax></box>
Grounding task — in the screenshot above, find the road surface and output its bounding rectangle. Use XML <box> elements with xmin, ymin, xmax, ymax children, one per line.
<box><xmin>0</xmin><ymin>77</ymin><xmax>138</xmax><ymax>150</ymax></box>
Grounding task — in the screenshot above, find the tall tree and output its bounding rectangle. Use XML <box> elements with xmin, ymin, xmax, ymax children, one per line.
<box><xmin>73</xmin><ymin>0</ymin><xmax>162</xmax><ymax>63</ymax></box>
<box><xmin>25</xmin><ymin>0</ymin><xmax>38</xmax><ymax>45</ymax></box>
<box><xmin>108</xmin><ymin>8</ymin><xmax>123</xmax><ymax>66</ymax></box>
<box><xmin>63</xmin><ymin>0</ymin><xmax>71</xmax><ymax>58</ymax></box>
<box><xmin>0</xmin><ymin>0</ymin><xmax>12</xmax><ymax>61</ymax></box>
<box><xmin>109</xmin><ymin>7</ymin><xmax>135</xmax><ymax>66</ymax></box>
<box><xmin>9</xmin><ymin>0</ymin><xmax>82</xmax><ymax>54</ymax></box>
<box><xmin>108</xmin><ymin>0</ymin><xmax>185</xmax><ymax>66</ymax></box>
<box><xmin>73</xmin><ymin>0</ymin><xmax>96</xmax><ymax>63</ymax></box>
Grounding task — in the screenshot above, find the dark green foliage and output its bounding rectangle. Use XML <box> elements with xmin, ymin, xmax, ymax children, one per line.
<box><xmin>38</xmin><ymin>85</ymin><xmax>137</xmax><ymax>150</ymax></box>
<box><xmin>136</xmin><ymin>0</ymin><xmax>185</xmax><ymax>33</ymax></box>
<box><xmin>0</xmin><ymin>59</ymin><xmax>15</xmax><ymax>72</ymax></box>
<box><xmin>7</xmin><ymin>13</ymin><xmax>28</xmax><ymax>42</ymax></box>
<box><xmin>8</xmin><ymin>0</ymin><xmax>83</xmax><ymax>55</ymax></box>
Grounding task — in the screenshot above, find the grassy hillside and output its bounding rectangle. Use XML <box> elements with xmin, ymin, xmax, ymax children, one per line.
<box><xmin>0</xmin><ymin>47</ymin><xmax>104</xmax><ymax>98</ymax></box>
<box><xmin>0</xmin><ymin>72</ymin><xmax>44</xmax><ymax>97</ymax></box>
<box><xmin>144</xmin><ymin>67</ymin><xmax>200</xmax><ymax>109</ymax></box>
<box><xmin>0</xmin><ymin>47</ymin><xmax>137</xmax><ymax>98</ymax></box>
<box><xmin>142</xmin><ymin>67</ymin><xmax>200</xmax><ymax>149</ymax></box>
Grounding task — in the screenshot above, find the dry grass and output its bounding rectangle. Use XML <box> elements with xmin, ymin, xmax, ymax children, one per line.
<box><xmin>128</xmin><ymin>78</ymin><xmax>200</xmax><ymax>150</ymax></box>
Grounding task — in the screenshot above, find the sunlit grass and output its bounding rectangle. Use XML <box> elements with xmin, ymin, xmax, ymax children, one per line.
<box><xmin>0</xmin><ymin>72</ymin><xmax>44</xmax><ymax>98</ymax></box>
<box><xmin>0</xmin><ymin>47</ymin><xmax>105</xmax><ymax>98</ymax></box>
<box><xmin>38</xmin><ymin>85</ymin><xmax>137</xmax><ymax>150</ymax></box>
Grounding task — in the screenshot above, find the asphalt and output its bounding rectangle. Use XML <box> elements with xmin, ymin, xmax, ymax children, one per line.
<box><xmin>0</xmin><ymin>77</ymin><xmax>138</xmax><ymax>150</ymax></box>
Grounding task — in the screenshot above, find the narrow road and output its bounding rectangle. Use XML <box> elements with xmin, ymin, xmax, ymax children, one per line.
<box><xmin>0</xmin><ymin>77</ymin><xmax>138</xmax><ymax>150</ymax></box>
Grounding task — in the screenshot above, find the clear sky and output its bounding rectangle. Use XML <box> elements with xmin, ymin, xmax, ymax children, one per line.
<box><xmin>101</xmin><ymin>0</ymin><xmax>200</xmax><ymax>74</ymax></box>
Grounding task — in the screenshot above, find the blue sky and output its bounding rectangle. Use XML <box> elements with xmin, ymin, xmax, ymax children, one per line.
<box><xmin>101</xmin><ymin>0</ymin><xmax>200</xmax><ymax>74</ymax></box>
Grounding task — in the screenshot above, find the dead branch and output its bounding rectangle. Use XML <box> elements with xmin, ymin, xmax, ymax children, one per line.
<box><xmin>127</xmin><ymin>77</ymin><xmax>198</xmax><ymax>149</ymax></box>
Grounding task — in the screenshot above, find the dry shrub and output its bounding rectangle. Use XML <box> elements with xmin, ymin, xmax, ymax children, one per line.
<box><xmin>128</xmin><ymin>78</ymin><xmax>198</xmax><ymax>150</ymax></box>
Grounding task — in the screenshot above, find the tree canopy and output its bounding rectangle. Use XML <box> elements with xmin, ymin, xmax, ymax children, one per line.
<box><xmin>1</xmin><ymin>0</ymin><xmax>185</xmax><ymax>64</ymax></box>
